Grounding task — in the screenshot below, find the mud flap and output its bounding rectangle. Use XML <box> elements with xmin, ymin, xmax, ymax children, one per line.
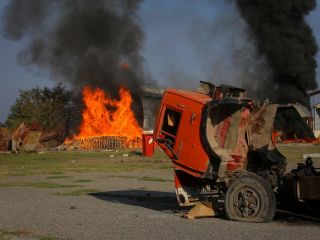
<box><xmin>184</xmin><ymin>201</ymin><xmax>217</xmax><ymax>219</ymax></box>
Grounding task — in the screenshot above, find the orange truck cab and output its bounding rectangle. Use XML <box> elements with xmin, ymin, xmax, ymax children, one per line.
<box><xmin>154</xmin><ymin>81</ymin><xmax>318</xmax><ymax>222</ymax></box>
<box><xmin>154</xmin><ymin>89</ymin><xmax>212</xmax><ymax>178</ymax></box>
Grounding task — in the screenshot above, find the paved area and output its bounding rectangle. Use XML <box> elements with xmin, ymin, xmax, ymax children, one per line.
<box><xmin>0</xmin><ymin>168</ymin><xmax>319</xmax><ymax>240</ymax></box>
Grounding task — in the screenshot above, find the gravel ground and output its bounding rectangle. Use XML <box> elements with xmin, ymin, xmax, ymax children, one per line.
<box><xmin>0</xmin><ymin>166</ymin><xmax>320</xmax><ymax>240</ymax></box>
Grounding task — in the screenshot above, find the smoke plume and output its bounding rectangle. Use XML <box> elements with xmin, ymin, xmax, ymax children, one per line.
<box><xmin>190</xmin><ymin>1</ymin><xmax>270</xmax><ymax>93</ymax></box>
<box><xmin>140</xmin><ymin>1</ymin><xmax>272</xmax><ymax>94</ymax></box>
<box><xmin>2</xmin><ymin>0</ymin><xmax>145</xmax><ymax>121</ymax></box>
<box><xmin>236</xmin><ymin>0</ymin><xmax>318</xmax><ymax>109</ymax></box>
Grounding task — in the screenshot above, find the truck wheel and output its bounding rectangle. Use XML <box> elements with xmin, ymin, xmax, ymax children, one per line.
<box><xmin>225</xmin><ymin>175</ymin><xmax>276</xmax><ymax>222</ymax></box>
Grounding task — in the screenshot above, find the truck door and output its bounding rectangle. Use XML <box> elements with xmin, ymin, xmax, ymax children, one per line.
<box><xmin>157</xmin><ymin>101</ymin><xmax>209</xmax><ymax>175</ymax></box>
<box><xmin>173</xmin><ymin>101</ymin><xmax>209</xmax><ymax>174</ymax></box>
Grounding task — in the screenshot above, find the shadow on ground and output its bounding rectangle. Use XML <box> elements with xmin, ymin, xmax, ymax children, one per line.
<box><xmin>90</xmin><ymin>190</ymin><xmax>186</xmax><ymax>214</ymax></box>
<box><xmin>275</xmin><ymin>202</ymin><xmax>320</xmax><ymax>224</ymax></box>
<box><xmin>90</xmin><ymin>190</ymin><xmax>320</xmax><ymax>224</ymax></box>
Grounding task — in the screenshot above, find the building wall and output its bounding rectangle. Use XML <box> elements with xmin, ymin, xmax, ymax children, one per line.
<box><xmin>314</xmin><ymin>107</ymin><xmax>320</xmax><ymax>137</ymax></box>
<box><xmin>142</xmin><ymin>97</ymin><xmax>162</xmax><ymax>131</ymax></box>
<box><xmin>310</xmin><ymin>93</ymin><xmax>320</xmax><ymax>136</ymax></box>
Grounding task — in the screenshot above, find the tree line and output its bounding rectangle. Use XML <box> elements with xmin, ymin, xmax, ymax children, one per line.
<box><xmin>4</xmin><ymin>83</ymin><xmax>77</xmax><ymax>134</ymax></box>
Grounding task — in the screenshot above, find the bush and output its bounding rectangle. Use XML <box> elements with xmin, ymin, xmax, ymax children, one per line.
<box><xmin>6</xmin><ymin>83</ymin><xmax>73</xmax><ymax>131</ymax></box>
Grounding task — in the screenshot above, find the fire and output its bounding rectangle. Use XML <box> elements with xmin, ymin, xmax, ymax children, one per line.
<box><xmin>272</xmin><ymin>131</ymin><xmax>320</xmax><ymax>145</ymax></box>
<box><xmin>73</xmin><ymin>86</ymin><xmax>142</xmax><ymax>142</ymax></box>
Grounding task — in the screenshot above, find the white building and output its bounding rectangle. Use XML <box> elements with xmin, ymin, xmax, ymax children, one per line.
<box><xmin>309</xmin><ymin>90</ymin><xmax>320</xmax><ymax>137</ymax></box>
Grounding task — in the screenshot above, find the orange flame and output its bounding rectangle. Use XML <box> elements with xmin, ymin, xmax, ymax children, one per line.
<box><xmin>74</xmin><ymin>86</ymin><xmax>142</xmax><ymax>141</ymax></box>
<box><xmin>272</xmin><ymin>130</ymin><xmax>320</xmax><ymax>145</ymax></box>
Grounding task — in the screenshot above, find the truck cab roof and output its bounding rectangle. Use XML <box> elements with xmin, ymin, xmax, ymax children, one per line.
<box><xmin>165</xmin><ymin>89</ymin><xmax>212</xmax><ymax>105</ymax></box>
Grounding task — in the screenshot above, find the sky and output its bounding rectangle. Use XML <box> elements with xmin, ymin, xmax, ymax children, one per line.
<box><xmin>0</xmin><ymin>0</ymin><xmax>320</xmax><ymax>123</ymax></box>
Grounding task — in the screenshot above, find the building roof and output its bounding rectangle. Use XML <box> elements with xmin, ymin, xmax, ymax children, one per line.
<box><xmin>142</xmin><ymin>87</ymin><xmax>164</xmax><ymax>98</ymax></box>
<box><xmin>314</xmin><ymin>103</ymin><xmax>320</xmax><ymax>109</ymax></box>
<box><xmin>309</xmin><ymin>89</ymin><xmax>320</xmax><ymax>96</ymax></box>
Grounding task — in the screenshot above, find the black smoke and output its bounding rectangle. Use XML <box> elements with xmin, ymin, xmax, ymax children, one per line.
<box><xmin>236</xmin><ymin>0</ymin><xmax>318</xmax><ymax>109</ymax></box>
<box><xmin>1</xmin><ymin>0</ymin><xmax>145</xmax><ymax>123</ymax></box>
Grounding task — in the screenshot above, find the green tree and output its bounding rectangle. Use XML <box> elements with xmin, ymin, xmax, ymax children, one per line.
<box><xmin>6</xmin><ymin>83</ymin><xmax>73</xmax><ymax>131</ymax></box>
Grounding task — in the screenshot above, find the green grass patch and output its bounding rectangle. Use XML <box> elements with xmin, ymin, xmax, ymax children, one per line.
<box><xmin>74</xmin><ymin>179</ymin><xmax>93</xmax><ymax>183</ymax></box>
<box><xmin>47</xmin><ymin>175</ymin><xmax>73</xmax><ymax>179</ymax></box>
<box><xmin>0</xmin><ymin>181</ymin><xmax>82</xmax><ymax>189</ymax></box>
<box><xmin>139</xmin><ymin>176</ymin><xmax>172</xmax><ymax>182</ymax></box>
<box><xmin>55</xmin><ymin>188</ymin><xmax>99</xmax><ymax>196</ymax></box>
<box><xmin>48</xmin><ymin>171</ymin><xmax>66</xmax><ymax>175</ymax></box>
<box><xmin>0</xmin><ymin>150</ymin><xmax>171</xmax><ymax>177</ymax></box>
<box><xmin>1</xmin><ymin>146</ymin><xmax>317</xmax><ymax>179</ymax></box>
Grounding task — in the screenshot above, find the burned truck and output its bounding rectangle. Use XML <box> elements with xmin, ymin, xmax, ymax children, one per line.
<box><xmin>154</xmin><ymin>81</ymin><xmax>320</xmax><ymax>222</ymax></box>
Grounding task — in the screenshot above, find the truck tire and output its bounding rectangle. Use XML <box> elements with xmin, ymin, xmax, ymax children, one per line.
<box><xmin>225</xmin><ymin>175</ymin><xmax>276</xmax><ymax>222</ymax></box>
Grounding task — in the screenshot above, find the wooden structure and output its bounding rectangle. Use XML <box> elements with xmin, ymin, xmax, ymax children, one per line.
<box><xmin>0</xmin><ymin>127</ymin><xmax>11</xmax><ymax>151</ymax></box>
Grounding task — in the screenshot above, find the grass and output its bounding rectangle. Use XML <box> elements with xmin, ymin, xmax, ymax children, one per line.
<box><xmin>73</xmin><ymin>179</ymin><xmax>93</xmax><ymax>183</ymax></box>
<box><xmin>0</xmin><ymin>229</ymin><xmax>32</xmax><ymax>240</ymax></box>
<box><xmin>0</xmin><ymin>228</ymin><xmax>58</xmax><ymax>240</ymax></box>
<box><xmin>47</xmin><ymin>175</ymin><xmax>73</xmax><ymax>179</ymax></box>
<box><xmin>0</xmin><ymin>145</ymin><xmax>314</xmax><ymax>179</ymax></box>
<box><xmin>40</xmin><ymin>237</ymin><xmax>59</xmax><ymax>240</ymax></box>
<box><xmin>0</xmin><ymin>149</ymin><xmax>171</xmax><ymax>177</ymax></box>
<box><xmin>55</xmin><ymin>188</ymin><xmax>99</xmax><ymax>196</ymax></box>
<box><xmin>277</xmin><ymin>144</ymin><xmax>320</xmax><ymax>161</ymax></box>
<box><xmin>139</xmin><ymin>176</ymin><xmax>172</xmax><ymax>182</ymax></box>
<box><xmin>0</xmin><ymin>182</ymin><xmax>82</xmax><ymax>189</ymax></box>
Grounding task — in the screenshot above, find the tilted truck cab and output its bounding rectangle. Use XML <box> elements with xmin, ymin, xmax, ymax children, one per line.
<box><xmin>154</xmin><ymin>82</ymin><xmax>318</xmax><ymax>222</ymax></box>
<box><xmin>154</xmin><ymin>89</ymin><xmax>212</xmax><ymax>178</ymax></box>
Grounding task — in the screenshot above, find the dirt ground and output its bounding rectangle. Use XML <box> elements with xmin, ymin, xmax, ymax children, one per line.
<box><xmin>0</xmin><ymin>146</ymin><xmax>320</xmax><ymax>240</ymax></box>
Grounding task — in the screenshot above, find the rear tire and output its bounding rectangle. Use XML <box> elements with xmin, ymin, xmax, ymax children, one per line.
<box><xmin>225</xmin><ymin>175</ymin><xmax>276</xmax><ymax>222</ymax></box>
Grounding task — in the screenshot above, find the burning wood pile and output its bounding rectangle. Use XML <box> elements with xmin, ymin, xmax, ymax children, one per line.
<box><xmin>59</xmin><ymin>136</ymin><xmax>141</xmax><ymax>150</ymax></box>
<box><xmin>61</xmin><ymin>86</ymin><xmax>143</xmax><ymax>151</ymax></box>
